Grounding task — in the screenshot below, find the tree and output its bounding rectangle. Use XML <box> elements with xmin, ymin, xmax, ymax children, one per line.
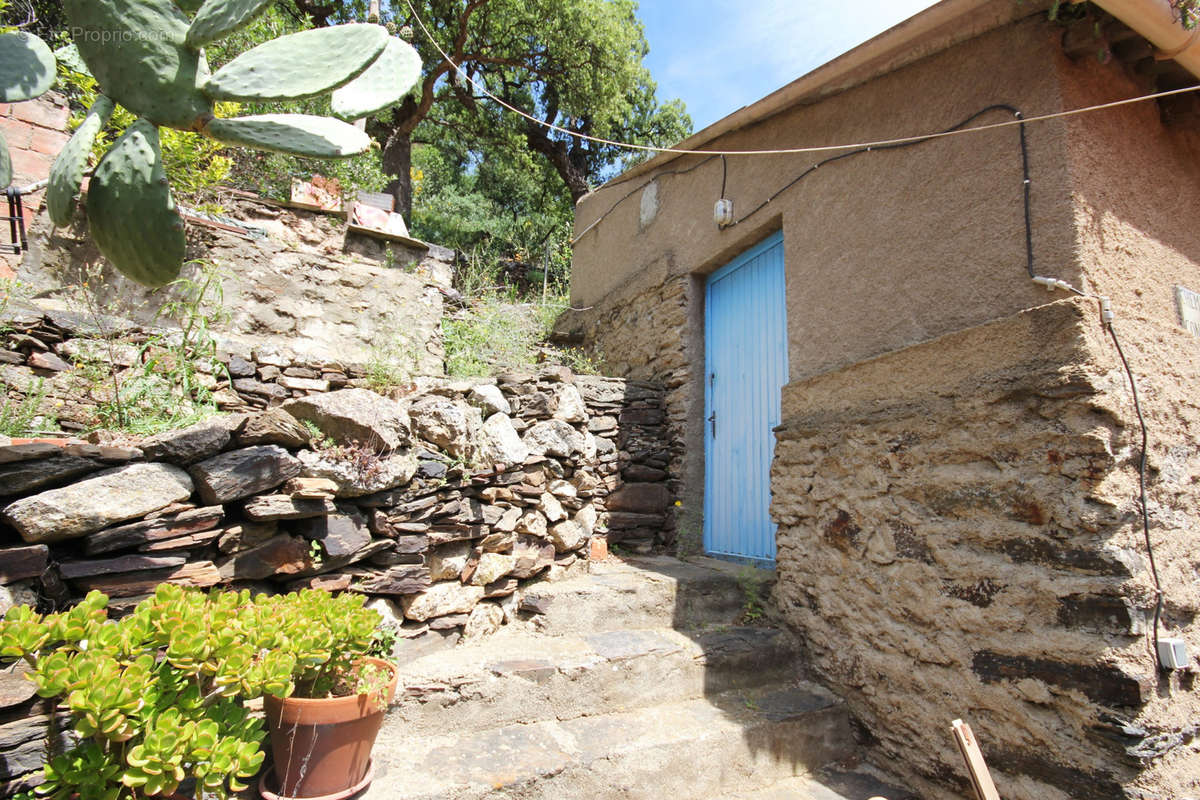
<box><xmin>300</xmin><ymin>0</ymin><xmax>691</xmax><ymax>219</ymax></box>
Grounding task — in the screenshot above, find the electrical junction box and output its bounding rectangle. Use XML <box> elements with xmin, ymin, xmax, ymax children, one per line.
<box><xmin>714</xmin><ymin>199</ymin><xmax>733</xmax><ymax>227</ymax></box>
<box><xmin>1175</xmin><ymin>285</ymin><xmax>1200</xmax><ymax>336</ymax></box>
<box><xmin>1158</xmin><ymin>637</ymin><xmax>1190</xmax><ymax>670</ymax></box>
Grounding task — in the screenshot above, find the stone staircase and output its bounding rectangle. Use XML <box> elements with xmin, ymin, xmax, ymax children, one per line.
<box><xmin>364</xmin><ymin>555</ymin><xmax>913</xmax><ymax>800</ymax></box>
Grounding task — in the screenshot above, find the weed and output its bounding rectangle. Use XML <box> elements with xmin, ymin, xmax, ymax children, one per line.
<box><xmin>736</xmin><ymin>566</ymin><xmax>770</xmax><ymax>625</ymax></box>
<box><xmin>369</xmin><ymin>623</ymin><xmax>401</xmax><ymax>661</ymax></box>
<box><xmin>366</xmin><ymin>332</ymin><xmax>420</xmax><ymax>394</ymax></box>
<box><xmin>0</xmin><ymin>378</ymin><xmax>54</xmax><ymax>437</ymax></box>
<box><xmin>308</xmin><ymin>538</ymin><xmax>325</xmax><ymax>564</ymax></box>
<box><xmin>302</xmin><ymin>420</ymin><xmax>332</xmax><ymax>449</ymax></box>
<box><xmin>442</xmin><ymin>297</ymin><xmax>545</xmax><ymax>378</ymax></box>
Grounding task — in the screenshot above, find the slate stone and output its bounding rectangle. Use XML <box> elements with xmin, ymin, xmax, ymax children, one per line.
<box><xmin>216</xmin><ymin>535</ymin><xmax>311</xmax><ymax>581</ymax></box>
<box><xmin>243</xmin><ymin>494</ymin><xmax>337</xmax><ymax>521</ymax></box>
<box><xmin>511</xmin><ymin>535</ymin><xmax>555</xmax><ymax>579</ymax></box>
<box><xmin>284</xmin><ymin>388</ymin><xmax>411</xmax><ymax>450</ymax></box>
<box><xmin>189</xmin><ymin>446</ymin><xmax>302</xmax><ymax>504</ymax></box>
<box><xmin>84</xmin><ymin>506</ymin><xmax>225</xmax><ymax>555</ymax></box>
<box><xmin>462</xmin><ymin>602</ymin><xmax>504</xmax><ymax>640</ymax></box>
<box><xmin>236</xmin><ymin>407</ymin><xmax>312</xmax><ymax>448</ymax></box>
<box><xmin>0</xmin><ymin>455</ymin><xmax>101</xmax><ymax>496</ymax></box>
<box><xmin>232</xmin><ymin>378</ymin><xmax>290</xmax><ymax>400</ymax></box>
<box><xmin>141</xmin><ymin>418</ymin><xmax>235</xmax><ymax>465</ymax></box>
<box><xmin>1057</xmin><ymin>594</ymin><xmax>1138</xmax><ymax>634</ymax></box>
<box><xmin>418</xmin><ymin>460</ymin><xmax>448</xmax><ymax>479</ymax></box>
<box><xmin>27</xmin><ymin>351</ymin><xmax>71</xmax><ymax>372</ymax></box>
<box><xmin>299</xmin><ymin>510</ymin><xmax>371</xmax><ymax>558</ymax></box>
<box><xmin>59</xmin><ymin>554</ymin><xmax>188</xmax><ymax>580</ymax></box>
<box><xmin>548</xmin><ymin>520</ymin><xmax>585</xmax><ymax>553</ymax></box>
<box><xmin>0</xmin><ymin>545</ymin><xmax>48</xmax><ymax>584</ymax></box>
<box><xmin>606</xmin><ymin>483</ymin><xmax>670</xmax><ymax>514</ymax></box>
<box><xmin>226</xmin><ymin>355</ymin><xmax>256</xmax><ymax>377</ymax></box>
<box><xmin>410</xmin><ymin>396</ymin><xmax>479</xmax><ymax>459</ymax></box>
<box><xmin>478</xmin><ymin>413</ymin><xmax>529</xmax><ymax>466</ymax></box>
<box><xmin>0</xmin><ymin>443</ymin><xmax>63</xmax><ymax>465</ymax></box>
<box><xmin>470</xmin><ymin>553</ymin><xmax>515</xmax><ymax>586</ymax></box>
<box><xmin>972</xmin><ymin>650</ymin><xmax>1151</xmax><ymax>707</ymax></box>
<box><xmin>74</xmin><ymin>561</ymin><xmax>222</xmax><ymax>597</ymax></box>
<box><xmin>0</xmin><ymin>663</ymin><xmax>36</xmax><ymax>709</ymax></box>
<box><xmin>622</xmin><ymin>464</ymin><xmax>668</xmax><ymax>482</ymax></box>
<box><xmin>296</xmin><ymin>448</ymin><xmax>418</xmax><ymax>498</ymax></box>
<box><xmin>468</xmin><ymin>384</ymin><xmax>511</xmax><ymax>415</ymax></box>
<box><xmin>1</xmin><ymin>463</ymin><xmax>194</xmax><ymax>543</ymax></box>
<box><xmin>401</xmin><ymin>581</ymin><xmax>484</xmax><ymax>621</ymax></box>
<box><xmin>348</xmin><ymin>564</ymin><xmax>431</xmax><ymax>595</ymax></box>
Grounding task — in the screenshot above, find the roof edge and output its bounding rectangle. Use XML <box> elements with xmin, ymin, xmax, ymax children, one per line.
<box><xmin>597</xmin><ymin>0</ymin><xmax>1050</xmax><ymax>192</ymax></box>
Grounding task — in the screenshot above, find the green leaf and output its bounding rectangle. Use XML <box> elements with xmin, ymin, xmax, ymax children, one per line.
<box><xmin>186</xmin><ymin>0</ymin><xmax>274</xmax><ymax>47</ymax></box>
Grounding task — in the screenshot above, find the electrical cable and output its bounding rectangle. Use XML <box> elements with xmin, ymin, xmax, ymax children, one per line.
<box><xmin>1106</xmin><ymin>318</ymin><xmax>1163</xmax><ymax>666</ymax></box>
<box><xmin>571</xmin><ymin>155</ymin><xmax>720</xmax><ymax>243</ymax></box>
<box><xmin>401</xmin><ymin>0</ymin><xmax>1200</xmax><ymax>158</ymax></box>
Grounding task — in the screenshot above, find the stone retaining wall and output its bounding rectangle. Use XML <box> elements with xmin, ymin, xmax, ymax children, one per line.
<box><xmin>0</xmin><ymin>371</ymin><xmax>672</xmax><ymax>793</ymax></box>
<box><xmin>555</xmin><ymin>274</ymin><xmax>694</xmax><ymax>545</ymax></box>
<box><xmin>771</xmin><ymin>299</ymin><xmax>1200</xmax><ymax>800</ymax></box>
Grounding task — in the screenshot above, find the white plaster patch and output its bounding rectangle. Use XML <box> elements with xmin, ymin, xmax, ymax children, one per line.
<box><xmin>639</xmin><ymin>181</ymin><xmax>659</xmax><ymax>230</ymax></box>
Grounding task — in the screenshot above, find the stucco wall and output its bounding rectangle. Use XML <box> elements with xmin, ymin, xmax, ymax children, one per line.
<box><xmin>566</xmin><ymin>8</ymin><xmax>1200</xmax><ymax>799</ymax></box>
<box><xmin>570</xmin><ymin>14</ymin><xmax>1077</xmax><ymax>382</ymax></box>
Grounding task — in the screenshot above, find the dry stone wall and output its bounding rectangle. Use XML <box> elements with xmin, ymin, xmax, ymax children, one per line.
<box><xmin>555</xmin><ymin>274</ymin><xmax>693</xmax><ymax>543</ymax></box>
<box><xmin>0</xmin><ymin>372</ymin><xmax>671</xmax><ymax>794</ymax></box>
<box><xmin>771</xmin><ymin>299</ymin><xmax>1200</xmax><ymax>800</ymax></box>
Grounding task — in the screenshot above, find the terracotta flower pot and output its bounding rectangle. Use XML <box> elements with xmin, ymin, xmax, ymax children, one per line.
<box><xmin>262</xmin><ymin>657</ymin><xmax>398</xmax><ymax>800</ymax></box>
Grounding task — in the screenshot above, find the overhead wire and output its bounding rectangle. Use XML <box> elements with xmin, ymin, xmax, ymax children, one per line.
<box><xmin>404</xmin><ymin>1</ymin><xmax>1172</xmax><ymax>667</ymax></box>
<box><xmin>400</xmin><ymin>1</ymin><xmax>1200</xmax><ymax>158</ymax></box>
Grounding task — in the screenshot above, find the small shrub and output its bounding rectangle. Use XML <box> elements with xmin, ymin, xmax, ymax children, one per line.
<box><xmin>0</xmin><ymin>378</ymin><xmax>54</xmax><ymax>437</ymax></box>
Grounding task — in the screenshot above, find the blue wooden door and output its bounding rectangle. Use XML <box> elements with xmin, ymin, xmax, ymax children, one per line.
<box><xmin>704</xmin><ymin>231</ymin><xmax>788</xmax><ymax>565</ymax></box>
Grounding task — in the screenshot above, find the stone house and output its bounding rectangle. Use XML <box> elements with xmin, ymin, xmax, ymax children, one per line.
<box><xmin>561</xmin><ymin>0</ymin><xmax>1200</xmax><ymax>797</ymax></box>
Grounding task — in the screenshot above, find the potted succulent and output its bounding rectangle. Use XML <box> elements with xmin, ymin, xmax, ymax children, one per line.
<box><xmin>243</xmin><ymin>589</ymin><xmax>398</xmax><ymax>800</ymax></box>
<box><xmin>0</xmin><ymin>586</ymin><xmax>396</xmax><ymax>800</ymax></box>
<box><xmin>0</xmin><ymin>587</ymin><xmax>276</xmax><ymax>800</ymax></box>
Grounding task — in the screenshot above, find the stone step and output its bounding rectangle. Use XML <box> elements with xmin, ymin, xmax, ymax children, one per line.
<box><xmin>517</xmin><ymin>554</ymin><xmax>770</xmax><ymax>635</ymax></box>
<box><xmin>366</xmin><ymin>682</ymin><xmax>856</xmax><ymax>800</ymax></box>
<box><xmin>715</xmin><ymin>766</ymin><xmax>918</xmax><ymax>800</ymax></box>
<box><xmin>389</xmin><ymin>624</ymin><xmax>802</xmax><ymax>735</ymax></box>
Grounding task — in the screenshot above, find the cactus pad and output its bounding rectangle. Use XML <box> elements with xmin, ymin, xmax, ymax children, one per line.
<box><xmin>203</xmin><ymin>114</ymin><xmax>371</xmax><ymax>158</ymax></box>
<box><xmin>0</xmin><ymin>131</ymin><xmax>11</xmax><ymax>189</ymax></box>
<box><xmin>0</xmin><ymin>31</ymin><xmax>56</xmax><ymax>103</ymax></box>
<box><xmin>88</xmin><ymin>120</ymin><xmax>187</xmax><ymax>288</ymax></box>
<box><xmin>47</xmin><ymin>96</ymin><xmax>116</xmax><ymax>227</ymax></box>
<box><xmin>187</xmin><ymin>0</ymin><xmax>273</xmax><ymax>47</ymax></box>
<box><xmin>332</xmin><ymin>37</ymin><xmax>421</xmax><ymax>121</ymax></box>
<box><xmin>54</xmin><ymin>43</ymin><xmax>92</xmax><ymax>77</ymax></box>
<box><xmin>203</xmin><ymin>23</ymin><xmax>388</xmax><ymax>102</ymax></box>
<box><xmin>64</xmin><ymin>0</ymin><xmax>213</xmax><ymax>130</ymax></box>
<box><xmin>173</xmin><ymin>0</ymin><xmax>206</xmax><ymax>12</ymax></box>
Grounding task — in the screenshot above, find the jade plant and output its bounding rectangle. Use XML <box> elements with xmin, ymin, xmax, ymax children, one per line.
<box><xmin>0</xmin><ymin>28</ymin><xmax>57</xmax><ymax>187</ymax></box>
<box><xmin>48</xmin><ymin>0</ymin><xmax>422</xmax><ymax>287</ymax></box>
<box><xmin>0</xmin><ymin>585</ymin><xmax>386</xmax><ymax>800</ymax></box>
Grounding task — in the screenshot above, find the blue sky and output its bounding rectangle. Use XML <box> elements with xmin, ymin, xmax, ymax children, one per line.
<box><xmin>639</xmin><ymin>0</ymin><xmax>939</xmax><ymax>133</ymax></box>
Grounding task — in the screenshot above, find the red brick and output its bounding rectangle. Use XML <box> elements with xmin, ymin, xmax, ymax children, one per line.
<box><xmin>0</xmin><ymin>261</ymin><xmax>16</xmax><ymax>280</ymax></box>
<box><xmin>9</xmin><ymin>147</ymin><xmax>53</xmax><ymax>184</ymax></box>
<box><xmin>30</xmin><ymin>127</ymin><xmax>69</xmax><ymax>156</ymax></box>
<box><xmin>11</xmin><ymin>97</ymin><xmax>68</xmax><ymax>131</ymax></box>
<box><xmin>589</xmin><ymin>536</ymin><xmax>608</xmax><ymax>562</ymax></box>
<box><xmin>0</xmin><ymin>118</ymin><xmax>33</xmax><ymax>150</ymax></box>
<box><xmin>0</xmin><ymin>104</ymin><xmax>12</xmax><ymax>118</ymax></box>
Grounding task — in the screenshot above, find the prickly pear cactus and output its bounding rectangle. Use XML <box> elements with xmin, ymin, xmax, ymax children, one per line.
<box><xmin>49</xmin><ymin>0</ymin><xmax>422</xmax><ymax>287</ymax></box>
<box><xmin>0</xmin><ymin>30</ymin><xmax>57</xmax><ymax>187</ymax></box>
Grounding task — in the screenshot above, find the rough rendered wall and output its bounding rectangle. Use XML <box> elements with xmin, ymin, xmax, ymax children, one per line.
<box><xmin>1056</xmin><ymin>50</ymin><xmax>1200</xmax><ymax>798</ymax></box>
<box><xmin>772</xmin><ymin>298</ymin><xmax>1199</xmax><ymax>800</ymax></box>
<box><xmin>570</xmin><ymin>15</ymin><xmax>1078</xmax><ymax>382</ymax></box>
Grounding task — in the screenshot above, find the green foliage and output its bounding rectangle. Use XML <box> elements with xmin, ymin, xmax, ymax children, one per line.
<box><xmin>84</xmin><ymin>261</ymin><xmax>229</xmax><ymax>435</ymax></box>
<box><xmin>0</xmin><ymin>585</ymin><xmax>388</xmax><ymax>800</ymax></box>
<box><xmin>735</xmin><ymin>566</ymin><xmax>769</xmax><ymax>625</ymax></box>
<box><xmin>366</xmin><ymin>333</ymin><xmax>419</xmax><ymax>394</ymax></box>
<box><xmin>442</xmin><ymin>297</ymin><xmax>553</xmax><ymax>378</ymax></box>
<box><xmin>55</xmin><ymin>59</ymin><xmax>236</xmax><ymax>214</ymax></box>
<box><xmin>0</xmin><ymin>377</ymin><xmax>52</xmax><ymax>436</ymax></box>
<box><xmin>46</xmin><ymin>1</ymin><xmax>419</xmax><ymax>286</ymax></box>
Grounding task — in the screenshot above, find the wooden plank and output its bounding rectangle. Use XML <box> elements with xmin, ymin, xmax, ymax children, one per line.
<box><xmin>952</xmin><ymin>719</ymin><xmax>1002</xmax><ymax>800</ymax></box>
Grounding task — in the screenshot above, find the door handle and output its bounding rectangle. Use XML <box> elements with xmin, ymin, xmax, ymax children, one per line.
<box><xmin>708</xmin><ymin>411</ymin><xmax>716</xmax><ymax>438</ymax></box>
